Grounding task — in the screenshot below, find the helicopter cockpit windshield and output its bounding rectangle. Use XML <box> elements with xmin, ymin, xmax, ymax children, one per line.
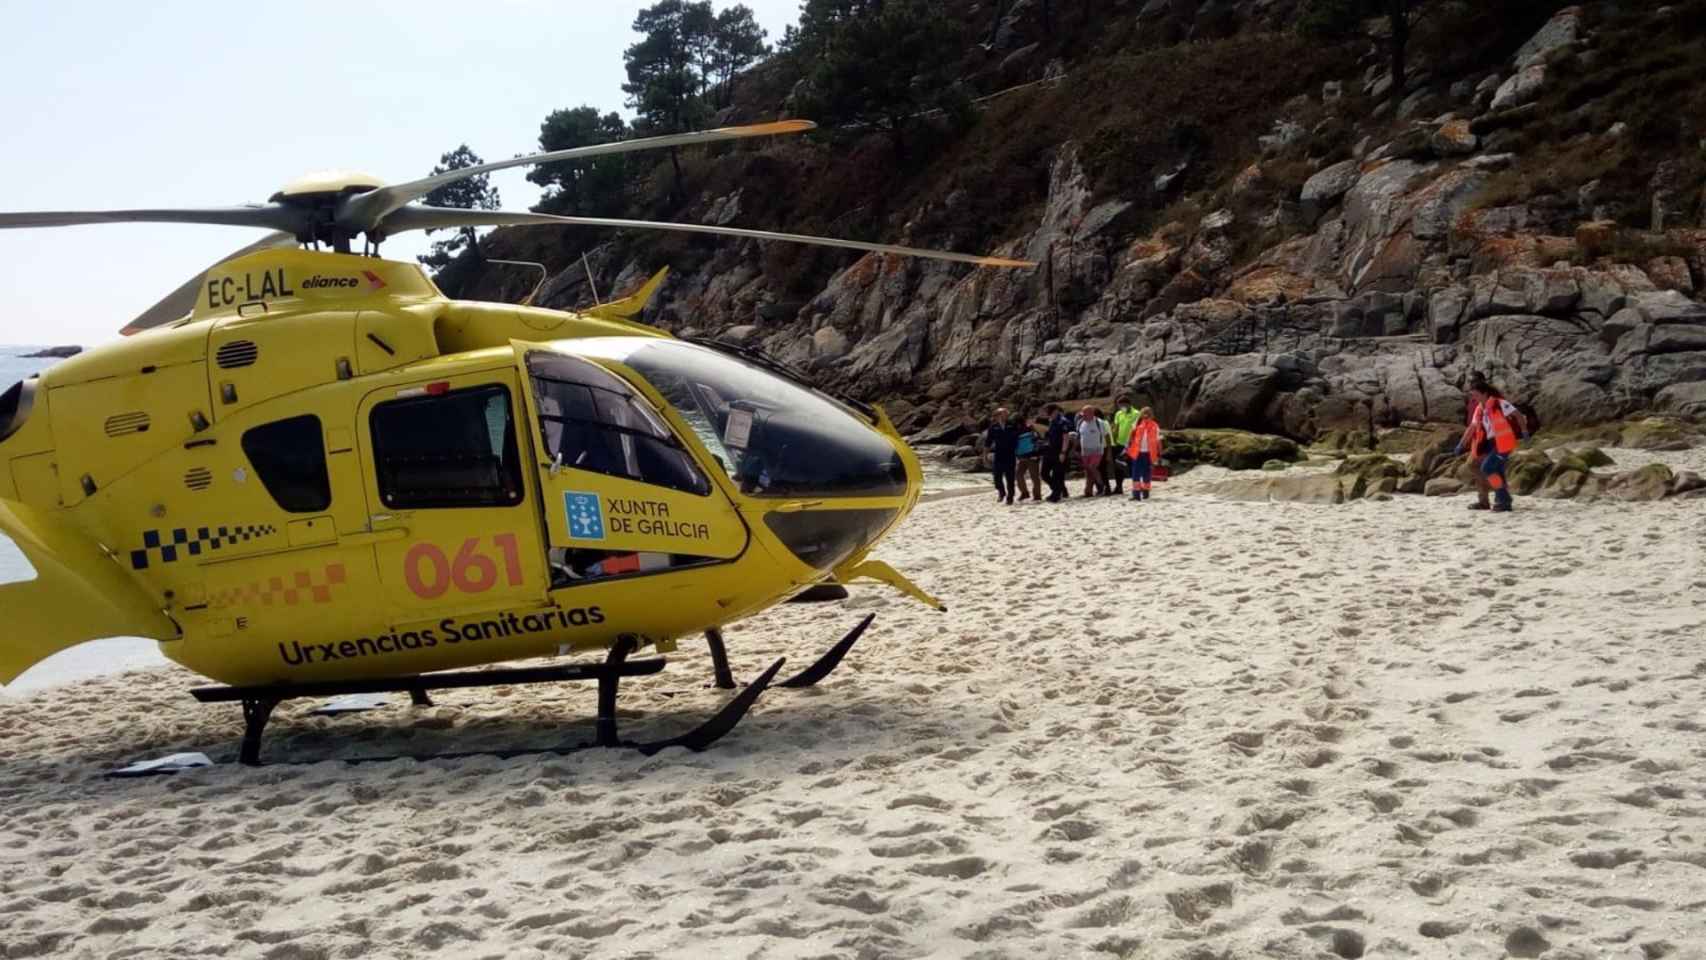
<box><xmin>574</xmin><ymin>338</ymin><xmax>907</xmax><ymax>499</ymax></box>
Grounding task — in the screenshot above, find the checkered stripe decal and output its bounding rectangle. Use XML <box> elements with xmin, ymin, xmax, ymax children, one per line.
<box><xmin>211</xmin><ymin>563</ymin><xmax>347</xmax><ymax>609</ymax></box>
<box><xmin>130</xmin><ymin>524</ymin><xmax>278</xmax><ymax>570</ymax></box>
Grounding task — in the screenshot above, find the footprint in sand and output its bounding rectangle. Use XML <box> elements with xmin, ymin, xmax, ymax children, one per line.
<box><xmin>1295</xmin><ymin>926</ymin><xmax>1366</xmax><ymax>959</ymax></box>
<box><xmin>1418</xmin><ymin>918</ymin><xmax>1466</xmax><ymax>938</ymax></box>
<box><xmin>1230</xmin><ymin>838</ymin><xmax>1272</xmax><ymax>875</ymax></box>
<box><xmin>1504</xmin><ymin>926</ymin><xmax>1551</xmax><ymax>958</ymax></box>
<box><xmin>1568</xmin><ymin>847</ymin><xmax>1643</xmax><ymax>869</ymax></box>
<box><xmin>1164</xmin><ymin>883</ymin><xmax>1234</xmax><ymax>924</ymax></box>
<box><xmin>908</xmin><ymin>856</ymin><xmax>993</xmax><ymax>879</ymax></box>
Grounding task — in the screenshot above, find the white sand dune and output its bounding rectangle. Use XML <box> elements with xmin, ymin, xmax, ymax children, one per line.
<box><xmin>3</xmin><ymin>475</ymin><xmax>1705</xmax><ymax>958</ymax></box>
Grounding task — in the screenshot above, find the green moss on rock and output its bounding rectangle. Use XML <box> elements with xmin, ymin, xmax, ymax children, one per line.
<box><xmin>1578</xmin><ymin>447</ymin><xmax>1616</xmax><ymax>468</ymax></box>
<box><xmin>1539</xmin><ymin>468</ymin><xmax>1592</xmax><ymax>499</ymax></box>
<box><xmin>1376</xmin><ymin>426</ymin><xmax>1459</xmax><ymax>455</ymax></box>
<box><xmin>1335</xmin><ymin>455</ymin><xmax>1407</xmax><ymax>500</ymax></box>
<box><xmin>1312</xmin><ymin>429</ymin><xmax>1374</xmax><ymax>455</ymax></box>
<box><xmin>1170</xmin><ymin>430</ymin><xmax>1303</xmax><ymax>470</ymax></box>
<box><xmin>1534</xmin><ymin>419</ymin><xmax>1701</xmax><ymax>453</ymax></box>
<box><xmin>1606</xmin><ymin>463</ymin><xmax>1675</xmax><ymax>501</ymax></box>
<box><xmin>1410</xmin><ymin>431</ymin><xmax>1466</xmax><ymax>480</ymax></box>
<box><xmin>1531</xmin><ymin>423</ymin><xmax>1623</xmax><ymax>450</ymax></box>
<box><xmin>1334</xmin><ymin>455</ymin><xmax>1406</xmax><ymax>479</ymax></box>
<box><xmin>1619</xmin><ymin>419</ymin><xmax>1700</xmax><ymax>452</ymax></box>
<box><xmin>1550</xmin><ymin>446</ymin><xmax>1615</xmax><ymax>475</ymax></box>
<box><xmin>1508</xmin><ymin>451</ymin><xmax>1553</xmax><ymax>495</ymax></box>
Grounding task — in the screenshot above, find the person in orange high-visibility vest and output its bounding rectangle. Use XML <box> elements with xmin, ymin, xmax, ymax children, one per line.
<box><xmin>1462</xmin><ymin>372</ymin><xmax>1495</xmax><ymax>509</ymax></box>
<box><xmin>1456</xmin><ymin>380</ymin><xmax>1530</xmax><ymax>513</ymax></box>
<box><xmin>1126</xmin><ymin>407</ymin><xmax>1163</xmax><ymax>501</ymax></box>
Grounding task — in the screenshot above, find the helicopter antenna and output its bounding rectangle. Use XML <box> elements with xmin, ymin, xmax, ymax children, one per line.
<box><xmin>581</xmin><ymin>252</ymin><xmax>601</xmax><ymax>307</ymax></box>
<box><xmin>486</xmin><ymin>259</ymin><xmax>549</xmax><ymax>306</ymax></box>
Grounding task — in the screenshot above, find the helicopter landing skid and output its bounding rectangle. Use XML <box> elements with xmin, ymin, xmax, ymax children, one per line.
<box><xmin>704</xmin><ymin>613</ymin><xmax>875</xmax><ymax>691</ymax></box>
<box><xmin>189</xmin><ymin>642</ymin><xmax>784</xmax><ymax>766</ymax></box>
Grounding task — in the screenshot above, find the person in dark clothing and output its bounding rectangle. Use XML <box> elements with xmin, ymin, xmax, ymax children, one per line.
<box><xmin>1092</xmin><ymin>406</ymin><xmax>1116</xmax><ymax>496</ymax></box>
<box><xmin>1041</xmin><ymin>404</ymin><xmax>1073</xmax><ymax>502</ymax></box>
<box><xmin>984</xmin><ymin>407</ymin><xmax>1021</xmax><ymax>505</ymax></box>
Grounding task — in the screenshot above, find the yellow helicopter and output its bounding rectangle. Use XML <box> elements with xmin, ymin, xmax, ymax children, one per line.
<box><xmin>0</xmin><ymin>120</ymin><xmax>1033</xmax><ymax>766</ymax></box>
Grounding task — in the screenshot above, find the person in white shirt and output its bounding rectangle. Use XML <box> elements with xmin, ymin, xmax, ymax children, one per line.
<box><xmin>1075</xmin><ymin>405</ymin><xmax>1107</xmax><ymax>497</ymax></box>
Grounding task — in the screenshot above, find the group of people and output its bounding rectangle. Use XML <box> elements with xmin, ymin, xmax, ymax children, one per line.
<box><xmin>984</xmin><ymin>397</ymin><xmax>1163</xmax><ymax>504</ymax></box>
<box><xmin>980</xmin><ymin>373</ymin><xmax>1529</xmax><ymax>514</ymax></box>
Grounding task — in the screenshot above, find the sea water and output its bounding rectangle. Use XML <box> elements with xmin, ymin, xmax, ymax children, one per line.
<box><xmin>0</xmin><ymin>347</ymin><xmax>167</xmax><ymax>693</ymax></box>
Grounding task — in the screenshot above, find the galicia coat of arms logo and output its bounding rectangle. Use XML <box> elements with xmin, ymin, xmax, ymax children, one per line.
<box><xmin>564</xmin><ymin>491</ymin><xmax>606</xmax><ymax>541</ymax></box>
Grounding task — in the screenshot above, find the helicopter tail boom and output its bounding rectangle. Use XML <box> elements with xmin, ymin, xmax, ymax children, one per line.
<box><xmin>0</xmin><ymin>498</ymin><xmax>178</xmax><ymax>686</ymax></box>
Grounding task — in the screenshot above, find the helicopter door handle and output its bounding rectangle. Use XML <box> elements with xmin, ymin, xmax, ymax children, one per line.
<box><xmin>342</xmin><ymin>528</ymin><xmax>409</xmax><ymax>546</ymax></box>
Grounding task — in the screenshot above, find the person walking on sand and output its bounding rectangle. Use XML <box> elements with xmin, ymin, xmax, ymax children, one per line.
<box><xmin>1456</xmin><ymin>379</ymin><xmax>1530</xmax><ymax>513</ymax></box>
<box><xmin>1462</xmin><ymin>372</ymin><xmax>1495</xmax><ymax>510</ymax></box>
<box><xmin>1076</xmin><ymin>405</ymin><xmax>1108</xmax><ymax>497</ymax></box>
<box><xmin>984</xmin><ymin>407</ymin><xmax>1021</xmax><ymax>505</ymax></box>
<box><xmin>1094</xmin><ymin>407</ymin><xmax>1117</xmax><ymax>496</ymax></box>
<box><xmin>1112</xmin><ymin>396</ymin><xmax>1140</xmax><ymax>497</ymax></box>
<box><xmin>1041</xmin><ymin>404</ymin><xmax>1073</xmax><ymax>502</ymax></box>
<box><xmin>1126</xmin><ymin>406</ymin><xmax>1162</xmax><ymax>501</ymax></box>
<box><xmin>1015</xmin><ymin>416</ymin><xmax>1043</xmax><ymax>501</ymax></box>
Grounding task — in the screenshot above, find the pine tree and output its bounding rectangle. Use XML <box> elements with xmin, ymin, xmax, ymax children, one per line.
<box><xmin>526</xmin><ymin>107</ymin><xmax>631</xmax><ymax>216</ymax></box>
<box><xmin>710</xmin><ymin>5</ymin><xmax>770</xmax><ymax>107</ymax></box>
<box><xmin>418</xmin><ymin>145</ymin><xmax>500</xmax><ymax>271</ymax></box>
<box><xmin>622</xmin><ymin>0</ymin><xmax>715</xmax><ymax>195</ymax></box>
<box><xmin>792</xmin><ymin>0</ymin><xmax>969</xmax><ymax>158</ymax></box>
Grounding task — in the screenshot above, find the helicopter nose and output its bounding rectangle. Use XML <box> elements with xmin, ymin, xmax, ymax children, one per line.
<box><xmin>762</xmin><ymin>505</ymin><xmax>903</xmax><ymax>573</ymax></box>
<box><xmin>758</xmin><ymin>430</ymin><xmax>918</xmax><ymax>573</ymax></box>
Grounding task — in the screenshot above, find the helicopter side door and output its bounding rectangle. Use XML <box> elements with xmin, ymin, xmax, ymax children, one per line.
<box><xmin>356</xmin><ymin>368</ymin><xmax>549</xmax><ymax>620</ymax></box>
<box><xmin>513</xmin><ymin>347</ymin><xmax>747</xmax><ymax>587</ymax></box>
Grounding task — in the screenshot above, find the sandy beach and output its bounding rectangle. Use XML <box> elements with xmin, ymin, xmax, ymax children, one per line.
<box><xmin>3</xmin><ymin>464</ymin><xmax>1705</xmax><ymax>959</ymax></box>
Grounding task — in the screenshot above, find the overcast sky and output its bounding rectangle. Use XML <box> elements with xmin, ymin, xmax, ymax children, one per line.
<box><xmin>0</xmin><ymin>0</ymin><xmax>801</xmax><ymax>346</ymax></box>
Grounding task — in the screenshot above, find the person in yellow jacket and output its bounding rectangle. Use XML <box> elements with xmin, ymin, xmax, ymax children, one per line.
<box><xmin>1111</xmin><ymin>396</ymin><xmax>1140</xmax><ymax>497</ymax></box>
<box><xmin>1125</xmin><ymin>407</ymin><xmax>1162</xmax><ymax>501</ymax></box>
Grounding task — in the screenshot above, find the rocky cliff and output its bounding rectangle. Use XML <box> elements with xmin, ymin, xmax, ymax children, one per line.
<box><xmin>458</xmin><ymin>0</ymin><xmax>1706</xmax><ymax>445</ymax></box>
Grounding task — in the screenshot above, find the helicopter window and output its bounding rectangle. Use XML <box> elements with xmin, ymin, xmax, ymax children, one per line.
<box><xmin>0</xmin><ymin>378</ymin><xmax>36</xmax><ymax>444</ymax></box>
<box><xmin>575</xmin><ymin>339</ymin><xmax>907</xmax><ymax>498</ymax></box>
<box><xmin>241</xmin><ymin>415</ymin><xmax>332</xmax><ymax>513</ymax></box>
<box><xmin>370</xmin><ymin>384</ymin><xmax>524</xmax><ymax>509</ymax></box>
<box><xmin>525</xmin><ymin>351</ymin><xmax>709</xmax><ymax>496</ymax></box>
<box><xmin>547</xmin><ymin>547</ymin><xmax>717</xmax><ymax>588</ymax></box>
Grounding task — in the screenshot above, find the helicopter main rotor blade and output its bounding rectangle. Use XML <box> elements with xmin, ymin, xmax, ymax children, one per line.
<box><xmin>0</xmin><ymin>205</ymin><xmax>306</xmax><ymax>233</ymax></box>
<box><xmin>120</xmin><ymin>231</ymin><xmax>300</xmax><ymax>336</ymax></box>
<box><xmin>336</xmin><ymin>120</ymin><xmax>818</xmax><ymax>234</ymax></box>
<box><xmin>380</xmin><ymin>206</ymin><xmax>1036</xmax><ymax>269</ymax></box>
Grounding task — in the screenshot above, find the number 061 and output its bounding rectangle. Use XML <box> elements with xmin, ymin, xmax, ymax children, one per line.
<box><xmin>403</xmin><ymin>534</ymin><xmax>524</xmax><ymax>599</ymax></box>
